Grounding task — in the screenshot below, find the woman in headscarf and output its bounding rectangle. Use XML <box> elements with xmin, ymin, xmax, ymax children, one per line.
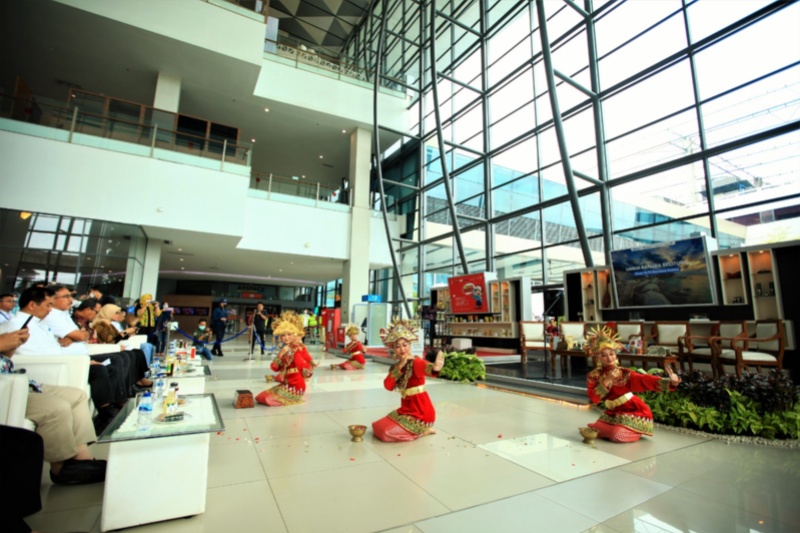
<box><xmin>585</xmin><ymin>325</ymin><xmax>681</xmax><ymax>443</ymax></box>
<box><xmin>135</xmin><ymin>293</ymin><xmax>161</xmax><ymax>344</ymax></box>
<box><xmin>255</xmin><ymin>311</ymin><xmax>311</xmax><ymax>406</ymax></box>
<box><xmin>372</xmin><ymin>319</ymin><xmax>445</xmax><ymax>442</ymax></box>
<box><xmin>91</xmin><ymin>303</ymin><xmax>153</xmax><ymax>392</ymax></box>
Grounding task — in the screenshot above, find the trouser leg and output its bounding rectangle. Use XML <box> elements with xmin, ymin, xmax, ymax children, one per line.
<box><xmin>0</xmin><ymin>424</ymin><xmax>43</xmax><ymax>525</ymax></box>
<box><xmin>29</xmin><ymin>385</ymin><xmax>96</xmax><ymax>463</ymax></box>
<box><xmin>87</xmin><ymin>364</ymin><xmax>113</xmax><ymax>406</ymax></box>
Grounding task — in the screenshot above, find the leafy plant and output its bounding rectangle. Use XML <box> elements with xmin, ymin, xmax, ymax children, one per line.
<box><xmin>637</xmin><ymin>371</ymin><xmax>800</xmax><ymax>440</ymax></box>
<box><xmin>438</xmin><ymin>351</ymin><xmax>486</xmax><ymax>383</ymax></box>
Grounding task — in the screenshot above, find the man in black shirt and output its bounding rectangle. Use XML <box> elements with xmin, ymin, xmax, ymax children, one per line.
<box><xmin>251</xmin><ymin>302</ymin><xmax>268</xmax><ymax>355</ymax></box>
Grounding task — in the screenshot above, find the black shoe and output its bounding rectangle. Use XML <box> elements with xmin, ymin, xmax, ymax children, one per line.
<box><xmin>50</xmin><ymin>459</ymin><xmax>106</xmax><ymax>485</ymax></box>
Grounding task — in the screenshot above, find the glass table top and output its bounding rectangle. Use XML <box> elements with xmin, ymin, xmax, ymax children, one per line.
<box><xmin>98</xmin><ymin>393</ymin><xmax>225</xmax><ymax>443</ymax></box>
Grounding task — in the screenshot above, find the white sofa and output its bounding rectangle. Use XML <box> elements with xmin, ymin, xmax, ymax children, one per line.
<box><xmin>1</xmin><ymin>355</ymin><xmax>91</xmax><ymax>430</ymax></box>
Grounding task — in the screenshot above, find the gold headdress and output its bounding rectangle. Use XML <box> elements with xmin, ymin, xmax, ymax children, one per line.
<box><xmin>381</xmin><ymin>318</ymin><xmax>419</xmax><ymax>348</ymax></box>
<box><xmin>271</xmin><ymin>310</ymin><xmax>305</xmax><ymax>337</ymax></box>
<box><xmin>583</xmin><ymin>325</ymin><xmax>622</xmax><ymax>355</ymax></box>
<box><xmin>345</xmin><ymin>323</ymin><xmax>359</xmax><ymax>336</ymax></box>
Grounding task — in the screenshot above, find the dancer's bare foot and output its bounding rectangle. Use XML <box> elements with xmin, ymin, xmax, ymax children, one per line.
<box><xmin>420</xmin><ymin>428</ymin><xmax>437</xmax><ymax>437</ymax></box>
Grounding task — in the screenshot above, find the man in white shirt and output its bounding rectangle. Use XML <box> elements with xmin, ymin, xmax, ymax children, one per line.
<box><xmin>42</xmin><ymin>285</ymin><xmax>93</xmax><ymax>355</ymax></box>
<box><xmin>1</xmin><ymin>286</ymin><xmax>124</xmax><ymax>432</ymax></box>
<box><xmin>0</xmin><ymin>292</ymin><xmax>15</xmax><ymax>324</ymax></box>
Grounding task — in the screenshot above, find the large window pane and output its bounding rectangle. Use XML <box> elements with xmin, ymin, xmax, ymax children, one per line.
<box><xmin>494</xmin><ymin>211</ymin><xmax>541</xmax><ymax>255</ymax></box>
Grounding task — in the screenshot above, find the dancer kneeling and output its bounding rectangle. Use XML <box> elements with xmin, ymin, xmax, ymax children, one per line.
<box><xmin>331</xmin><ymin>324</ymin><xmax>366</xmax><ymax>371</ymax></box>
<box><xmin>585</xmin><ymin>326</ymin><xmax>681</xmax><ymax>443</ymax></box>
<box><xmin>256</xmin><ymin>311</ymin><xmax>310</xmax><ymax>406</ymax></box>
<box><xmin>372</xmin><ymin>319</ymin><xmax>445</xmax><ymax>442</ymax></box>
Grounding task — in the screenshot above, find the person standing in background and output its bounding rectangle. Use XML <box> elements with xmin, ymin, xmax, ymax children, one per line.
<box><xmin>211</xmin><ymin>299</ymin><xmax>229</xmax><ymax>356</ymax></box>
<box><xmin>251</xmin><ymin>302</ymin><xmax>268</xmax><ymax>355</ymax></box>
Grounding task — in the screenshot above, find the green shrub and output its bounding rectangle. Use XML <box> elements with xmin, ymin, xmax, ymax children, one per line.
<box><xmin>438</xmin><ymin>351</ymin><xmax>486</xmax><ymax>383</ymax></box>
<box><xmin>637</xmin><ymin>370</ymin><xmax>800</xmax><ymax>440</ymax></box>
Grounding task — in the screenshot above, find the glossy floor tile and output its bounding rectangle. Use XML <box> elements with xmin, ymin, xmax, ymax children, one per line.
<box><xmin>23</xmin><ymin>340</ymin><xmax>800</xmax><ymax>533</ymax></box>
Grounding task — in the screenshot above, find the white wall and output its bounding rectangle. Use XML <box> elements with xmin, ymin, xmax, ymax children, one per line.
<box><xmin>256</xmin><ymin>60</ymin><xmax>408</xmax><ymax>131</ymax></box>
<box><xmin>55</xmin><ymin>0</ymin><xmax>265</xmax><ymax>66</ymax></box>
<box><xmin>0</xmin><ymin>131</ymin><xmax>249</xmax><ymax>237</ymax></box>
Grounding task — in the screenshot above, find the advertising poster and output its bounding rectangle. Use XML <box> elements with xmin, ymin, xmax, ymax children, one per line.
<box><xmin>611</xmin><ymin>236</ymin><xmax>715</xmax><ymax>308</ymax></box>
<box><xmin>447</xmin><ymin>273</ymin><xmax>489</xmax><ymax>314</ymax></box>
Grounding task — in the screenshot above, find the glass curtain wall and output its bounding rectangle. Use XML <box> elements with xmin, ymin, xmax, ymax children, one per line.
<box><xmin>343</xmin><ymin>0</ymin><xmax>800</xmax><ymax>311</ymax></box>
<box><xmin>0</xmin><ymin>208</ymin><xmax>147</xmax><ymax>298</ymax></box>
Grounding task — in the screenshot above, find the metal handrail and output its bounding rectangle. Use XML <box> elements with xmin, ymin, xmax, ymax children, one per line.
<box><xmin>250</xmin><ymin>171</ymin><xmax>352</xmax><ymax>207</ymax></box>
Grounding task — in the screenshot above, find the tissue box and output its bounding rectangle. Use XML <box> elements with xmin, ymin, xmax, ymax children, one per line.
<box><xmin>451</xmin><ymin>338</ymin><xmax>473</xmax><ymax>350</ymax></box>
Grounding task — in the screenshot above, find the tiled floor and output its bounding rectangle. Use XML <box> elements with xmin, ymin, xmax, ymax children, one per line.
<box><xmin>25</xmin><ymin>340</ymin><xmax>800</xmax><ymax>533</ymax></box>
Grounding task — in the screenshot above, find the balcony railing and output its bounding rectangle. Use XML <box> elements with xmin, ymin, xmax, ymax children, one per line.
<box><xmin>250</xmin><ymin>171</ymin><xmax>352</xmax><ymax>207</ymax></box>
<box><xmin>0</xmin><ymin>93</ymin><xmax>252</xmax><ymax>168</ymax></box>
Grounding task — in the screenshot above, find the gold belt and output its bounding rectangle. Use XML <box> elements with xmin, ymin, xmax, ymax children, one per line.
<box><xmin>286</xmin><ymin>368</ymin><xmax>298</xmax><ymax>374</ymax></box>
<box><xmin>352</xmin><ymin>351</ymin><xmax>363</xmax><ymax>355</ymax></box>
<box><xmin>605</xmin><ymin>392</ymin><xmax>632</xmax><ymax>409</ymax></box>
<box><xmin>401</xmin><ymin>385</ymin><xmax>425</xmax><ymax>398</ymax></box>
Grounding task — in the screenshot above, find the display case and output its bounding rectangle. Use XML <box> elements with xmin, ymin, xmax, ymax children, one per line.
<box><xmin>747</xmin><ymin>249</ymin><xmax>782</xmax><ymax>319</ymax></box>
<box><xmin>581</xmin><ymin>271</ymin><xmax>598</xmax><ymax>322</ymax></box>
<box><xmin>430</xmin><ymin>278</ymin><xmax>519</xmax><ymax>345</ymax></box>
<box><xmin>597</xmin><ymin>268</ymin><xmax>614</xmax><ymax>311</ymax></box>
<box><xmin>718</xmin><ymin>253</ymin><xmax>748</xmax><ymax>306</ymax></box>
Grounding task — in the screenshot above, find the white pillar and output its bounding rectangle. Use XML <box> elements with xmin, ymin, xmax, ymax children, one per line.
<box><xmin>154</xmin><ymin>72</ymin><xmax>181</xmax><ymax>112</ymax></box>
<box><xmin>341</xmin><ymin>128</ymin><xmax>372</xmax><ymax>324</ymax></box>
<box><xmin>140</xmin><ymin>239</ymin><xmax>162</xmax><ymax>297</ymax></box>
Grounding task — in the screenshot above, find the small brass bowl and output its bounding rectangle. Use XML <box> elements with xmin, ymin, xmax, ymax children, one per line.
<box><xmin>348</xmin><ymin>424</ymin><xmax>367</xmax><ymax>442</ymax></box>
<box><xmin>579</xmin><ymin>427</ymin><xmax>599</xmax><ymax>444</ymax></box>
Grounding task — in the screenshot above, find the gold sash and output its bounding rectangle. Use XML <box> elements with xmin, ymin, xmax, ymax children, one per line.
<box><xmin>401</xmin><ymin>385</ymin><xmax>425</xmax><ymax>398</ymax></box>
<box><xmin>605</xmin><ymin>392</ymin><xmax>633</xmax><ymax>409</ymax></box>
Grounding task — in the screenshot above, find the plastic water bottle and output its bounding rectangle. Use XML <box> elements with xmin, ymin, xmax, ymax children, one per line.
<box><xmin>151</xmin><ymin>358</ymin><xmax>161</xmax><ymax>377</ymax></box>
<box><xmin>137</xmin><ymin>391</ymin><xmax>153</xmax><ymax>431</ymax></box>
<box><xmin>154</xmin><ymin>373</ymin><xmax>166</xmax><ymax>402</ymax></box>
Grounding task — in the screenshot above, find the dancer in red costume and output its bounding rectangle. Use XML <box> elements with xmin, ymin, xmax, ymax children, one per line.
<box><xmin>372</xmin><ymin>319</ymin><xmax>445</xmax><ymax>442</ymax></box>
<box><xmin>256</xmin><ymin>311</ymin><xmax>310</xmax><ymax>406</ymax></box>
<box><xmin>585</xmin><ymin>326</ymin><xmax>681</xmax><ymax>442</ymax></box>
<box><xmin>331</xmin><ymin>324</ymin><xmax>366</xmax><ymax>371</ymax></box>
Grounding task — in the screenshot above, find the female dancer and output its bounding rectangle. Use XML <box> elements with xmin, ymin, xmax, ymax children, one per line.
<box><xmin>585</xmin><ymin>325</ymin><xmax>681</xmax><ymax>443</ymax></box>
<box><xmin>331</xmin><ymin>324</ymin><xmax>366</xmax><ymax>370</ymax></box>
<box><xmin>256</xmin><ymin>311</ymin><xmax>311</xmax><ymax>406</ymax></box>
<box><xmin>372</xmin><ymin>319</ymin><xmax>445</xmax><ymax>442</ymax></box>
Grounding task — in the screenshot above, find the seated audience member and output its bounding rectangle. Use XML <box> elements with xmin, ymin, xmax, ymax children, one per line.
<box><xmin>73</xmin><ymin>300</ymin><xmax>152</xmax><ymax>394</ymax></box>
<box><xmin>0</xmin><ymin>331</ymin><xmax>106</xmax><ymax>486</ymax></box>
<box><xmin>192</xmin><ymin>319</ymin><xmax>214</xmax><ymax>361</ymax></box>
<box><xmin>0</xmin><ymin>292</ymin><xmax>15</xmax><ymax>324</ymax></box>
<box><xmin>91</xmin><ymin>303</ymin><xmax>155</xmax><ymax>365</ymax></box>
<box><xmin>5</xmin><ymin>286</ymin><xmax>123</xmax><ymax>432</ymax></box>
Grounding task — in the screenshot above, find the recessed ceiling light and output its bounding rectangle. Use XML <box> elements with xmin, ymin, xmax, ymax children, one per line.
<box><xmin>264</xmin><ymin>108</ymin><xmax>269</xmax><ymax>112</ymax></box>
<box><xmin>181</xmin><ymin>267</ymin><xmax>185</xmax><ymax>270</ymax></box>
<box><xmin>342</xmin><ymin>129</ymin><xmax>346</xmax><ymax>134</ymax></box>
<box><xmin>180</xmin><ymin>258</ymin><xmax>184</xmax><ymax>262</ymax></box>
<box><xmin>301</xmin><ymin>175</ymin><xmax>306</xmax><ymax>178</ymax></box>
<box><xmin>251</xmin><ymin>138</ymin><xmax>256</xmax><ymax>143</ymax></box>
<box><xmin>319</xmin><ymin>155</ymin><xmax>323</xmax><ymax>159</ymax></box>
<box><xmin>279</xmin><ymin>269</ymin><xmax>283</xmax><ymax>272</ymax></box>
<box><xmin>178</xmin><ymin>248</ymin><xmax>182</xmax><ymax>252</ymax></box>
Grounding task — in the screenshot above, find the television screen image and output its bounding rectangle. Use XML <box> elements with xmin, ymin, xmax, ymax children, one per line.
<box><xmin>611</xmin><ymin>236</ymin><xmax>715</xmax><ymax>308</ymax></box>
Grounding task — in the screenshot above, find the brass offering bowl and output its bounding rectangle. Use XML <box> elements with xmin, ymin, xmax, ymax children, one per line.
<box><xmin>348</xmin><ymin>424</ymin><xmax>367</xmax><ymax>442</ymax></box>
<box><xmin>579</xmin><ymin>427</ymin><xmax>599</xmax><ymax>445</ymax></box>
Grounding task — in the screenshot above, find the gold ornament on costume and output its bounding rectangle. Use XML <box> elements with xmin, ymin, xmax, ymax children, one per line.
<box><xmin>271</xmin><ymin>310</ymin><xmax>305</xmax><ymax>337</ymax></box>
<box><xmin>381</xmin><ymin>318</ymin><xmax>419</xmax><ymax>348</ymax></box>
<box><xmin>584</xmin><ymin>325</ymin><xmax>622</xmax><ymax>355</ymax></box>
<box><xmin>345</xmin><ymin>323</ymin><xmax>360</xmax><ymax>337</ymax></box>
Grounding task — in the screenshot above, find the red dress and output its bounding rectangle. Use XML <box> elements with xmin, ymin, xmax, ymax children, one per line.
<box><xmin>256</xmin><ymin>343</ymin><xmax>311</xmax><ymax>406</ymax></box>
<box><xmin>337</xmin><ymin>341</ymin><xmax>366</xmax><ymax>370</ymax></box>
<box><xmin>372</xmin><ymin>357</ymin><xmax>438</xmax><ymax>442</ymax></box>
<box><xmin>587</xmin><ymin>365</ymin><xmax>676</xmax><ymax>442</ymax></box>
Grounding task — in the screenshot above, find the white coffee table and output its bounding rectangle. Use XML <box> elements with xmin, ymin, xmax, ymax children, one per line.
<box><xmin>98</xmin><ymin>393</ymin><xmax>224</xmax><ymax>531</ymax></box>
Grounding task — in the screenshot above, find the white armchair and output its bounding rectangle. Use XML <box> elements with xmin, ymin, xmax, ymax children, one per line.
<box><xmin>520</xmin><ymin>321</ymin><xmax>548</xmax><ymax>366</ymax></box>
<box><xmin>0</xmin><ymin>373</ymin><xmax>32</xmax><ymax>429</ymax></box>
<box><xmin>12</xmin><ymin>355</ymin><xmax>90</xmax><ymax>394</ymax></box>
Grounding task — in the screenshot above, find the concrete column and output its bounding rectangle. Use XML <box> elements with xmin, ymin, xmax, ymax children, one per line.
<box><xmin>140</xmin><ymin>239</ymin><xmax>162</xmax><ymax>297</ymax></box>
<box><xmin>122</xmin><ymin>234</ymin><xmax>147</xmax><ymax>301</ymax></box>
<box><xmin>340</xmin><ymin>127</ymin><xmax>372</xmax><ymax>323</ymax></box>
<box><xmin>154</xmin><ymin>72</ymin><xmax>181</xmax><ymax>112</ymax></box>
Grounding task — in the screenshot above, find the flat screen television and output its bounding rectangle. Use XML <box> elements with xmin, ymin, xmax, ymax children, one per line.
<box><xmin>610</xmin><ymin>236</ymin><xmax>716</xmax><ymax>309</ymax></box>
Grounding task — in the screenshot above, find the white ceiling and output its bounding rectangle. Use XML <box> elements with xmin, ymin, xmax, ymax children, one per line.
<box><xmin>0</xmin><ymin>0</ymin><xmax>394</xmax><ymax>287</ymax></box>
